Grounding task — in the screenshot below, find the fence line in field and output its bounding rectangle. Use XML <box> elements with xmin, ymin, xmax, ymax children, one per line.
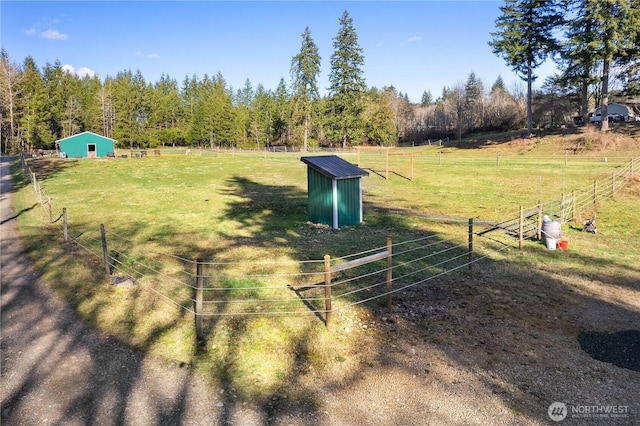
<box><xmin>17</xmin><ymin>154</ymin><xmax>639</xmax><ymax>336</ymax></box>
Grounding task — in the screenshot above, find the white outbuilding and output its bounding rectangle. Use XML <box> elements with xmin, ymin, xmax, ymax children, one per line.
<box><xmin>590</xmin><ymin>102</ymin><xmax>637</xmax><ymax>122</ymax></box>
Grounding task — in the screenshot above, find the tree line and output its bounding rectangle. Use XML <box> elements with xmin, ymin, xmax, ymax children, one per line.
<box><xmin>1</xmin><ymin>5</ymin><xmax>639</xmax><ymax>154</ymax></box>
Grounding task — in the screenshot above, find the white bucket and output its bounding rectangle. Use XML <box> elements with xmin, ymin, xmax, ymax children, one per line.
<box><xmin>546</xmin><ymin>237</ymin><xmax>557</xmax><ymax>250</ymax></box>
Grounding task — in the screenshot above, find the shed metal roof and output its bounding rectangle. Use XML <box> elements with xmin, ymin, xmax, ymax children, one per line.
<box><xmin>301</xmin><ymin>155</ymin><xmax>369</xmax><ymax>180</ymax></box>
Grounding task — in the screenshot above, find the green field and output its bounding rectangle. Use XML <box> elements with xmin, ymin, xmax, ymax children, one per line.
<box><xmin>10</xmin><ymin>132</ymin><xmax>640</xmax><ymax>400</ymax></box>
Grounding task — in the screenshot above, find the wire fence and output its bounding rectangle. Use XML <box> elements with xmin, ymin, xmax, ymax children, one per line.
<box><xmin>17</xmin><ymin>154</ymin><xmax>639</xmax><ymax>334</ymax></box>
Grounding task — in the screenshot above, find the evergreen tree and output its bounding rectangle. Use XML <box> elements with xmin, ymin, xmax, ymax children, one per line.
<box><xmin>464</xmin><ymin>72</ymin><xmax>485</xmax><ymax>131</ymax></box>
<box><xmin>440</xmin><ymin>86</ymin><xmax>450</xmax><ymax>102</ymax></box>
<box><xmin>181</xmin><ymin>74</ymin><xmax>198</xmax><ymax>129</ymax></box>
<box><xmin>491</xmin><ymin>75</ymin><xmax>507</xmax><ymax>93</ymax></box>
<box><xmin>557</xmin><ymin>0</ymin><xmax>600</xmax><ymax>124</ymax></box>
<box><xmin>186</xmin><ymin>75</ymin><xmax>206</xmax><ymax>145</ymax></box>
<box><xmin>150</xmin><ymin>74</ymin><xmax>183</xmax><ymax>146</ymax></box>
<box><xmin>112</xmin><ymin>69</ymin><xmax>150</xmax><ymax>148</ymax></box>
<box><xmin>42</xmin><ymin>60</ymin><xmax>68</xmax><ymax>140</ymax></box>
<box><xmin>420</xmin><ymin>90</ymin><xmax>433</xmax><ymax>107</ymax></box>
<box><xmin>234</xmin><ymin>79</ymin><xmax>254</xmax><ymax>147</ymax></box>
<box><xmin>588</xmin><ymin>0</ymin><xmax>640</xmax><ymax>131</ymax></box>
<box><xmin>325</xmin><ymin>11</ymin><xmax>367</xmax><ymax>148</ymax></box>
<box><xmin>78</xmin><ymin>75</ymin><xmax>103</xmax><ymax>134</ymax></box>
<box><xmin>291</xmin><ymin>26</ymin><xmax>321</xmax><ymax>152</ymax></box>
<box><xmin>489</xmin><ymin>0</ymin><xmax>563</xmax><ymax>134</ymax></box>
<box><xmin>273</xmin><ymin>78</ymin><xmax>291</xmax><ymax>145</ymax></box>
<box><xmin>238</xmin><ymin>78</ymin><xmax>254</xmax><ymax>107</ymax></box>
<box><xmin>248</xmin><ymin>85</ymin><xmax>276</xmax><ymax>148</ymax></box>
<box><xmin>364</xmin><ymin>88</ymin><xmax>396</xmax><ymax>146</ymax></box>
<box><xmin>444</xmin><ymin>83</ymin><xmax>466</xmax><ymax>141</ymax></box>
<box><xmin>619</xmin><ymin>11</ymin><xmax>640</xmax><ymax>98</ymax></box>
<box><xmin>19</xmin><ymin>56</ymin><xmax>53</xmax><ymax>150</ymax></box>
<box><xmin>209</xmin><ymin>72</ymin><xmax>235</xmax><ymax>148</ymax></box>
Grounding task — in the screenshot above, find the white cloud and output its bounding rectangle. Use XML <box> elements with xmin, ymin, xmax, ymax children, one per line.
<box><xmin>25</xmin><ymin>27</ymin><xmax>37</xmax><ymax>36</ymax></box>
<box><xmin>76</xmin><ymin>67</ymin><xmax>96</xmax><ymax>78</ymax></box>
<box><xmin>41</xmin><ymin>29</ymin><xmax>68</xmax><ymax>40</ymax></box>
<box><xmin>408</xmin><ymin>36</ymin><xmax>422</xmax><ymax>42</ymax></box>
<box><xmin>136</xmin><ymin>51</ymin><xmax>160</xmax><ymax>59</ymax></box>
<box><xmin>62</xmin><ymin>64</ymin><xmax>96</xmax><ymax>78</ymax></box>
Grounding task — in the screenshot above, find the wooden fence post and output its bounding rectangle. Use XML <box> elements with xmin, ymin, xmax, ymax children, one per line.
<box><xmin>63</xmin><ymin>208</ymin><xmax>68</xmax><ymax>242</ymax></box>
<box><xmin>385</xmin><ymin>150</ymin><xmax>389</xmax><ymax>180</ymax></box>
<box><xmin>468</xmin><ymin>218</ymin><xmax>474</xmax><ymax>271</ymax></box>
<box><xmin>32</xmin><ymin>173</ymin><xmax>43</xmax><ymax>204</ymax></box>
<box><xmin>560</xmin><ymin>191</ymin><xmax>565</xmax><ymax>223</ymax></box>
<box><xmin>536</xmin><ymin>202</ymin><xmax>542</xmax><ymax>241</ymax></box>
<box><xmin>324</xmin><ymin>255</ymin><xmax>332</xmax><ymax>327</ymax></box>
<box><xmin>195</xmin><ymin>259</ymin><xmax>204</xmax><ymax>342</ymax></box>
<box><xmin>386</xmin><ymin>237</ymin><xmax>392</xmax><ymax>310</ymax></box>
<box><xmin>410</xmin><ymin>153</ymin><xmax>414</xmax><ymax>181</ymax></box>
<box><xmin>100</xmin><ymin>224</ymin><xmax>111</xmax><ymax>276</ymax></box>
<box><xmin>519</xmin><ymin>206</ymin><xmax>524</xmax><ymax>249</ymax></box>
<box><xmin>47</xmin><ymin>196</ymin><xmax>53</xmax><ymax>223</ymax></box>
<box><xmin>571</xmin><ymin>190</ymin><xmax>576</xmax><ymax>222</ymax></box>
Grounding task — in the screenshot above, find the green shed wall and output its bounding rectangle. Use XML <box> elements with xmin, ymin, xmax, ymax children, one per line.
<box><xmin>307</xmin><ymin>167</ymin><xmax>334</xmax><ymax>226</ymax></box>
<box><xmin>59</xmin><ymin>133</ymin><xmax>114</xmax><ymax>158</ymax></box>
<box><xmin>337</xmin><ymin>178</ymin><xmax>362</xmax><ymax>227</ymax></box>
<box><xmin>306</xmin><ymin>167</ymin><xmax>363</xmax><ymax>228</ymax></box>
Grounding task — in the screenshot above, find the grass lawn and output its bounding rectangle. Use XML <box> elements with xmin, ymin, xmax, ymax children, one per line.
<box><xmin>10</xmin><ymin>130</ymin><xmax>640</xmax><ymax>401</ymax></box>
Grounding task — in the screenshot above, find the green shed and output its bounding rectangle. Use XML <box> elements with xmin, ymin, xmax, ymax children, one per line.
<box><xmin>301</xmin><ymin>155</ymin><xmax>369</xmax><ymax>229</ymax></box>
<box><xmin>56</xmin><ymin>131</ymin><xmax>115</xmax><ymax>158</ymax></box>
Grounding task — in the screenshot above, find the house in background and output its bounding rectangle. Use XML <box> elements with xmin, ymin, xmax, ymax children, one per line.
<box><xmin>589</xmin><ymin>102</ymin><xmax>637</xmax><ymax>122</ymax></box>
<box><xmin>56</xmin><ymin>132</ymin><xmax>115</xmax><ymax>158</ymax></box>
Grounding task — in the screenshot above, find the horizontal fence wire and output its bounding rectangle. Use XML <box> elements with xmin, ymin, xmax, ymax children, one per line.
<box><xmin>17</xmin><ymin>154</ymin><xmax>639</xmax><ymax>321</ymax></box>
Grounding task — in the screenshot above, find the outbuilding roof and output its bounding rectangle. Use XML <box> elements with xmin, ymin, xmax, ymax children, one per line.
<box><xmin>56</xmin><ymin>131</ymin><xmax>116</xmax><ymax>143</ymax></box>
<box><xmin>301</xmin><ymin>155</ymin><xmax>369</xmax><ymax>180</ymax></box>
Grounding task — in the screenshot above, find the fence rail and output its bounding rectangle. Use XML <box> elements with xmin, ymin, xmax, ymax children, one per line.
<box><xmin>17</xmin><ymin>154</ymin><xmax>639</xmax><ymax>337</ymax></box>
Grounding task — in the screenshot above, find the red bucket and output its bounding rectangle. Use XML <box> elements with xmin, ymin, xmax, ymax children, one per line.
<box><xmin>558</xmin><ymin>240</ymin><xmax>568</xmax><ymax>251</ymax></box>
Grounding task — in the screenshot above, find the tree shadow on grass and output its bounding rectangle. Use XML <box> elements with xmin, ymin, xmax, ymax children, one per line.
<box><xmin>6</xmin><ymin>156</ymin><xmax>640</xmax><ymax>424</ymax></box>
<box><xmin>15</xmin><ymin>156</ymin><xmax>80</xmax><ymax>183</ymax></box>
<box><xmin>174</xmin><ymin>172</ymin><xmax>640</xmax><ymax>424</ymax></box>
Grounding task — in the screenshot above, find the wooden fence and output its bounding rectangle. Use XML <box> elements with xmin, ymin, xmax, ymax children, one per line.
<box><xmin>17</xmin><ymin>154</ymin><xmax>640</xmax><ymax>340</ymax></box>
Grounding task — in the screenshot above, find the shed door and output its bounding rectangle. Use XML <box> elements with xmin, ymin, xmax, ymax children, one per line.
<box><xmin>87</xmin><ymin>144</ymin><xmax>97</xmax><ymax>158</ymax></box>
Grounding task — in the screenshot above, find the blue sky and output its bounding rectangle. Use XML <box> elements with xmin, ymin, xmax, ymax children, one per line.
<box><xmin>1</xmin><ymin>1</ymin><xmax>558</xmax><ymax>103</ymax></box>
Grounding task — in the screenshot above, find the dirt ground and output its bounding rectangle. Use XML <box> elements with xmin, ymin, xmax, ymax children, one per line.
<box><xmin>2</xmin><ymin>155</ymin><xmax>639</xmax><ymax>425</ymax></box>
